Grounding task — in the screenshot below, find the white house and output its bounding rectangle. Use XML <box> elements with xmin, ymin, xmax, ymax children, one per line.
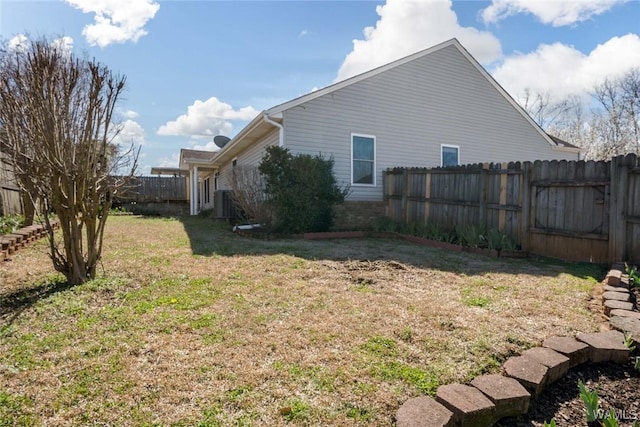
<box><xmin>170</xmin><ymin>38</ymin><xmax>580</xmax><ymax>217</ymax></box>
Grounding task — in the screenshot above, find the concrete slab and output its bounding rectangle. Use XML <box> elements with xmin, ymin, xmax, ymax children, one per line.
<box><xmin>470</xmin><ymin>374</ymin><xmax>530</xmax><ymax>419</ymax></box>
<box><xmin>576</xmin><ymin>330</ymin><xmax>630</xmax><ymax>364</ymax></box>
<box><xmin>522</xmin><ymin>347</ymin><xmax>570</xmax><ymax>384</ymax></box>
<box><xmin>602</xmin><ymin>291</ymin><xmax>631</xmax><ymax>302</ymax></box>
<box><xmin>604</xmin><ymin>300</ymin><xmax>634</xmax><ymax>316</ymax></box>
<box><xmin>542</xmin><ymin>336</ymin><xmax>590</xmax><ymax>368</ymax></box>
<box><xmin>435</xmin><ymin>384</ymin><xmax>495</xmax><ymax>427</ymax></box>
<box><xmin>396</xmin><ymin>396</ymin><xmax>454</xmax><ymax>427</ymax></box>
<box><xmin>502</xmin><ymin>356</ymin><xmax>549</xmax><ymax>398</ymax></box>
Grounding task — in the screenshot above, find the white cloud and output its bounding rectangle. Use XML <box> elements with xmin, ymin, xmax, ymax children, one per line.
<box><xmin>192</xmin><ymin>141</ymin><xmax>221</xmax><ymax>152</ymax></box>
<box><xmin>8</xmin><ymin>34</ymin><xmax>28</xmax><ymax>52</ymax></box>
<box><xmin>335</xmin><ymin>0</ymin><xmax>502</xmax><ymax>82</ymax></box>
<box><xmin>122</xmin><ymin>109</ymin><xmax>139</xmax><ymax>119</ymax></box>
<box><xmin>298</xmin><ymin>29</ymin><xmax>309</xmax><ymax>38</ymax></box>
<box><xmin>64</xmin><ymin>0</ymin><xmax>160</xmax><ymax>48</ymax></box>
<box><xmin>157</xmin><ymin>97</ymin><xmax>259</xmax><ymax>139</ymax></box>
<box><xmin>492</xmin><ymin>34</ymin><xmax>640</xmax><ymax>104</ymax></box>
<box><xmin>113</xmin><ymin>119</ymin><xmax>146</xmax><ymax>145</ymax></box>
<box><xmin>482</xmin><ymin>0</ymin><xmax>627</xmax><ymax>27</ymax></box>
<box><xmin>51</xmin><ymin>36</ymin><xmax>74</xmax><ymax>56</ymax></box>
<box><xmin>8</xmin><ymin>34</ymin><xmax>74</xmax><ymax>55</ymax></box>
<box><xmin>156</xmin><ymin>153</ymin><xmax>180</xmax><ymax>168</ymax></box>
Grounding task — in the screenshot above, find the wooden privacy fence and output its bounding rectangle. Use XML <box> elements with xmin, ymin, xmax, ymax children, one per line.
<box><xmin>0</xmin><ymin>152</ymin><xmax>23</xmax><ymax>216</ymax></box>
<box><xmin>114</xmin><ymin>175</ymin><xmax>187</xmax><ymax>202</ymax></box>
<box><xmin>384</xmin><ymin>154</ymin><xmax>640</xmax><ymax>265</ymax></box>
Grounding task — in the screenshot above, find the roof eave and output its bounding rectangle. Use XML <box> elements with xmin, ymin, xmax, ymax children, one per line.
<box><xmin>552</xmin><ymin>145</ymin><xmax>582</xmax><ymax>154</ymax></box>
<box><xmin>210</xmin><ymin>112</ymin><xmax>268</xmax><ymax>166</ymax></box>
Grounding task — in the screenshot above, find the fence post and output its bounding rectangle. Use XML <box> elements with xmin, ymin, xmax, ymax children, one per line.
<box><xmin>402</xmin><ymin>169</ymin><xmax>409</xmax><ymax>224</ymax></box>
<box><xmin>519</xmin><ymin>162</ymin><xmax>531</xmax><ymax>252</ymax></box>
<box><xmin>478</xmin><ymin>164</ymin><xmax>488</xmax><ymax>229</ymax></box>
<box><xmin>498</xmin><ymin>163</ymin><xmax>509</xmax><ymax>232</ymax></box>
<box><xmin>424</xmin><ymin>170</ymin><xmax>431</xmax><ymax>224</ymax></box>
<box><xmin>608</xmin><ymin>155</ymin><xmax>628</xmax><ymax>264</ymax></box>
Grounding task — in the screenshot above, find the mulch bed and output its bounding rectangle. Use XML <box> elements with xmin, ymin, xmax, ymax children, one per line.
<box><xmin>499</xmin><ymin>284</ymin><xmax>640</xmax><ymax>427</ymax></box>
<box><xmin>497</xmin><ymin>360</ymin><xmax>640</xmax><ymax>426</ymax></box>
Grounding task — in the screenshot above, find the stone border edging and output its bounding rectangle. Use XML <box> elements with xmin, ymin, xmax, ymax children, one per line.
<box><xmin>396</xmin><ymin>265</ymin><xmax>639</xmax><ymax>427</ymax></box>
<box><xmin>0</xmin><ymin>220</ymin><xmax>59</xmax><ymax>262</ymax></box>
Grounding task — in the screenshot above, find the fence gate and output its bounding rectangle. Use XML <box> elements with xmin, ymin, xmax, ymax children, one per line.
<box><xmin>526</xmin><ymin>160</ymin><xmax>610</xmax><ymax>263</ymax></box>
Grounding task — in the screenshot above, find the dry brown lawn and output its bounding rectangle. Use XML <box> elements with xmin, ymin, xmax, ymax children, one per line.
<box><xmin>0</xmin><ymin>215</ymin><xmax>606</xmax><ymax>426</ymax></box>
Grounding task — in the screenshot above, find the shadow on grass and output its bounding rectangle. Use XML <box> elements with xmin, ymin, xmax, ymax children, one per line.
<box><xmin>172</xmin><ymin>215</ymin><xmax>608</xmax><ymax>281</ymax></box>
<box><xmin>0</xmin><ymin>276</ymin><xmax>72</xmax><ymax>330</ymax></box>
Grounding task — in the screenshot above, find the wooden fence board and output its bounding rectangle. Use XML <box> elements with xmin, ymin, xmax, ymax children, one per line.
<box><xmin>114</xmin><ymin>176</ymin><xmax>188</xmax><ymax>202</ymax></box>
<box><xmin>383</xmin><ymin>154</ymin><xmax>640</xmax><ymax>264</ymax></box>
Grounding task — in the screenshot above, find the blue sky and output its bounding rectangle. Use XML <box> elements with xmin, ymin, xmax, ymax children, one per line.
<box><xmin>2</xmin><ymin>0</ymin><xmax>640</xmax><ymax>174</ymax></box>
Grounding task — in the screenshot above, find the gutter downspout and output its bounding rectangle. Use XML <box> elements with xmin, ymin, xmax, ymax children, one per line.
<box><xmin>263</xmin><ymin>113</ymin><xmax>284</xmax><ymax>147</ymax></box>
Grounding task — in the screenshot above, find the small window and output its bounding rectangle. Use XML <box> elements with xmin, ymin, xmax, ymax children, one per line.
<box><xmin>352</xmin><ymin>134</ymin><xmax>375</xmax><ymax>185</ymax></box>
<box><xmin>441</xmin><ymin>145</ymin><xmax>459</xmax><ymax>167</ymax></box>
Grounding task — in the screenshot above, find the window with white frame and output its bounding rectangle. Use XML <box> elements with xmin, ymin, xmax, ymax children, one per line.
<box><xmin>351</xmin><ymin>134</ymin><xmax>375</xmax><ymax>185</ymax></box>
<box><xmin>441</xmin><ymin>145</ymin><xmax>459</xmax><ymax>167</ymax></box>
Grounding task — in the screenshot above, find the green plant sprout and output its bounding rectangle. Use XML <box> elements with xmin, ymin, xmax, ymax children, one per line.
<box><xmin>578</xmin><ymin>379</ymin><xmax>599</xmax><ymax>423</ymax></box>
<box><xmin>624</xmin><ymin>262</ymin><xmax>640</xmax><ymax>288</ymax></box>
<box><xmin>543</xmin><ymin>419</ymin><xmax>557</xmax><ymax>427</ymax></box>
<box><xmin>624</xmin><ymin>333</ymin><xmax>636</xmax><ymax>353</ymax></box>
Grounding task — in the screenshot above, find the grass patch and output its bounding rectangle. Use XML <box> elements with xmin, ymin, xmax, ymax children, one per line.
<box><xmin>0</xmin><ymin>215</ymin><xmax>605</xmax><ymax>426</ymax></box>
<box><xmin>0</xmin><ymin>392</ymin><xmax>37</xmax><ymax>426</ymax></box>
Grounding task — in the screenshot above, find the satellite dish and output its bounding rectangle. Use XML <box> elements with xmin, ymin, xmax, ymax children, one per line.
<box><xmin>214</xmin><ymin>135</ymin><xmax>231</xmax><ymax>148</ymax></box>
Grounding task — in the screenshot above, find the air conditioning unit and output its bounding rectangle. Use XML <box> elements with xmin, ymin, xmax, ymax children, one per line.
<box><xmin>214</xmin><ymin>190</ymin><xmax>235</xmax><ymax>219</ymax></box>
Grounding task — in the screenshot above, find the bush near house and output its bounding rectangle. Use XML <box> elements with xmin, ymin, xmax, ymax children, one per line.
<box><xmin>258</xmin><ymin>146</ymin><xmax>349</xmax><ymax>233</ymax></box>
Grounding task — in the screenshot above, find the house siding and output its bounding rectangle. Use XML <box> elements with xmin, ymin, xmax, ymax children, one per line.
<box><xmin>217</xmin><ymin>129</ymin><xmax>279</xmax><ymax>191</ymax></box>
<box><xmin>282</xmin><ymin>44</ymin><xmax>577</xmax><ymax>201</ymax></box>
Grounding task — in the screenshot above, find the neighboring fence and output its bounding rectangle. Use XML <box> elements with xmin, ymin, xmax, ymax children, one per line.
<box><xmin>0</xmin><ymin>152</ymin><xmax>23</xmax><ymax>216</ymax></box>
<box><xmin>0</xmin><ymin>184</ymin><xmax>22</xmax><ymax>216</ymax></box>
<box><xmin>384</xmin><ymin>154</ymin><xmax>640</xmax><ymax>265</ymax></box>
<box><xmin>114</xmin><ymin>176</ymin><xmax>188</xmax><ymax>202</ymax></box>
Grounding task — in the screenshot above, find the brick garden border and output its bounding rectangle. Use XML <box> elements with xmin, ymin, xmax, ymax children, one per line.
<box><xmin>396</xmin><ymin>265</ymin><xmax>640</xmax><ymax>427</ymax></box>
<box><xmin>0</xmin><ymin>220</ymin><xmax>59</xmax><ymax>262</ymax></box>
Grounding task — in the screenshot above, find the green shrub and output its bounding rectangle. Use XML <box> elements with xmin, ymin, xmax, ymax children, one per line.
<box><xmin>371</xmin><ymin>216</ymin><xmax>398</xmax><ymax>232</ymax></box>
<box><xmin>258</xmin><ymin>146</ymin><xmax>349</xmax><ymax>233</ymax></box>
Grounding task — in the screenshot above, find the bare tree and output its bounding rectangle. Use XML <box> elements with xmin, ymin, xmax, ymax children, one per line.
<box><xmin>520</xmin><ymin>88</ymin><xmax>573</xmax><ymax>129</ymax></box>
<box><xmin>620</xmin><ymin>68</ymin><xmax>640</xmax><ymax>154</ymax></box>
<box><xmin>519</xmin><ymin>70</ymin><xmax>640</xmax><ymax>160</ymax></box>
<box><xmin>0</xmin><ymin>35</ymin><xmax>138</xmax><ymax>285</ymax></box>
<box><xmin>229</xmin><ymin>165</ymin><xmax>273</xmax><ymax>226</ymax></box>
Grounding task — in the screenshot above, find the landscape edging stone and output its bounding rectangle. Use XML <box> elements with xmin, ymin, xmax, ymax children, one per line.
<box><xmin>396</xmin><ymin>265</ymin><xmax>639</xmax><ymax>426</ymax></box>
